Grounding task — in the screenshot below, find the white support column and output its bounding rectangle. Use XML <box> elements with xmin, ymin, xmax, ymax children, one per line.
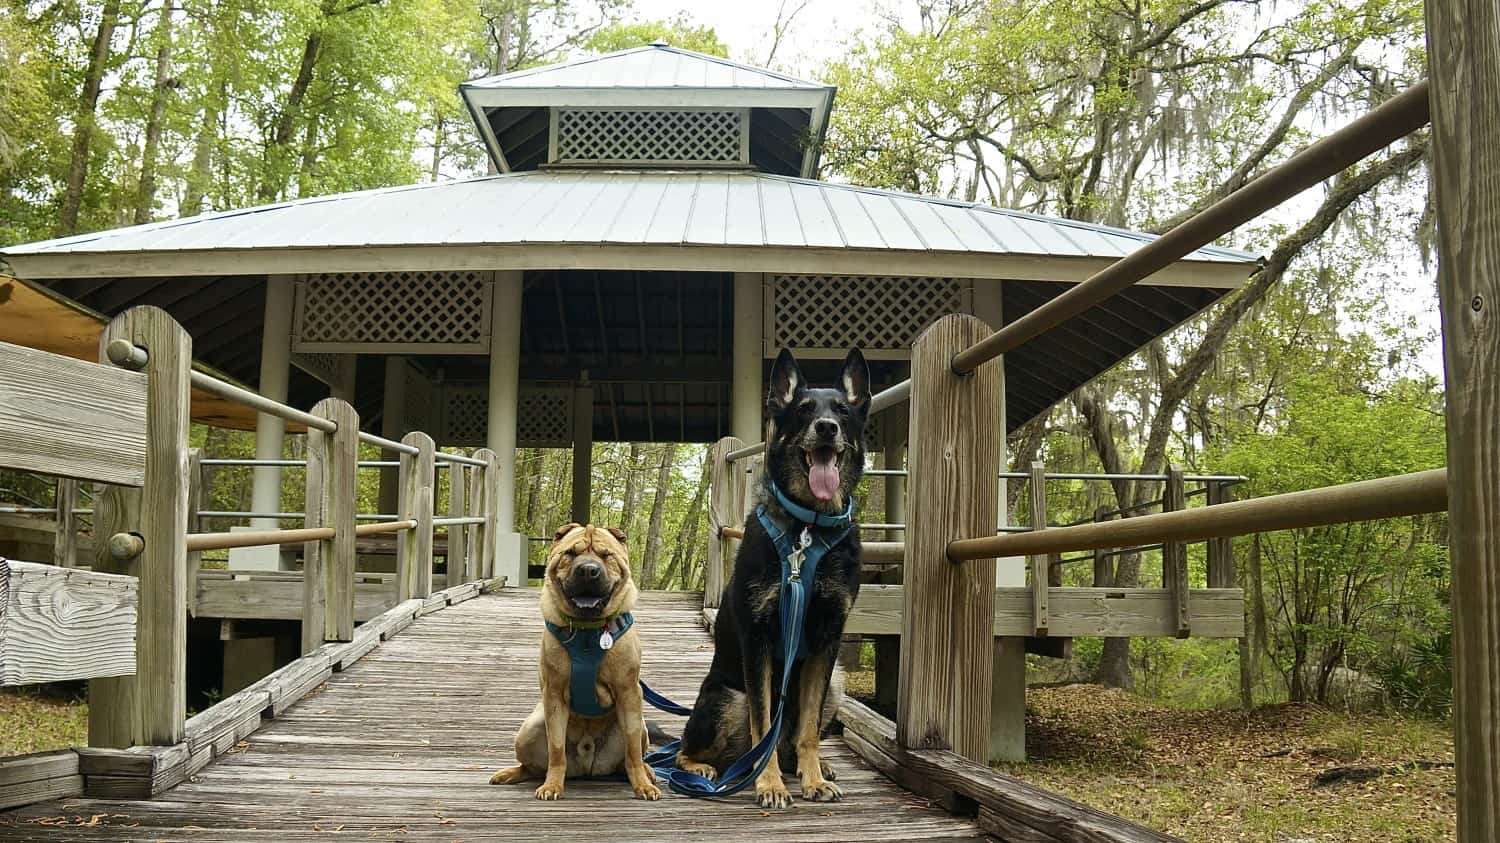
<box><xmin>571</xmin><ymin>373</ymin><xmax>594</xmax><ymax>525</ymax></box>
<box><xmin>377</xmin><ymin>356</ymin><xmax>407</xmax><ymax>517</ymax></box>
<box><xmin>249</xmin><ymin>277</ymin><xmax>293</xmax><ymax>534</ymax></box>
<box><xmin>487</xmin><ymin>270</ymin><xmax>522</xmax><ymax>535</ymax></box>
<box><xmin>731</xmin><ymin>272</ymin><xmax>764</xmax><ymax>445</ymax></box>
<box><xmin>974</xmin><ymin>279</ymin><xmax>1025</xmax><ymax>763</ymax></box>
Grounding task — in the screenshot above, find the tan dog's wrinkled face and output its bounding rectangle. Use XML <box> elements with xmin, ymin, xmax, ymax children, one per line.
<box><xmin>546</xmin><ymin>523</ymin><xmax>632</xmax><ymax>620</ymax></box>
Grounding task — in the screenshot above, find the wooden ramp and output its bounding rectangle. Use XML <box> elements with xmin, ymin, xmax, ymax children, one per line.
<box><xmin>0</xmin><ymin>591</ymin><xmax>989</xmax><ymax>842</ymax></box>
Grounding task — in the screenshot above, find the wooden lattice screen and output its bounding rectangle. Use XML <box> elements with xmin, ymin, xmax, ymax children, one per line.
<box><xmin>291</xmin><ymin>352</ymin><xmax>344</xmax><ymax>387</ymax></box>
<box><xmin>437</xmin><ymin>384</ymin><xmax>574</xmax><ymax>448</ymax></box>
<box><xmin>551</xmin><ymin>108</ymin><xmax>747</xmax><ymax>165</ymax></box>
<box><xmin>769</xmin><ymin>275</ymin><xmax>973</xmax><ymax>359</ymax></box>
<box><xmin>292</xmin><ymin>270</ymin><xmax>494</xmax><ymax>354</ymax></box>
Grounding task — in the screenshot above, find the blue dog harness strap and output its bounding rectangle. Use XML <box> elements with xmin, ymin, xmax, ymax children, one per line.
<box><xmin>545</xmin><ymin>612</ymin><xmax>634</xmax><ymax>717</ymax></box>
<box><xmin>640</xmin><ymin>481</ymin><xmax>856</xmax><ymax>797</ymax></box>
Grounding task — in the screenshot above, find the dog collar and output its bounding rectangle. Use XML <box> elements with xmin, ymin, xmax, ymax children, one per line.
<box><xmin>769</xmin><ymin>480</ymin><xmax>855</xmax><ymax>529</ymax></box>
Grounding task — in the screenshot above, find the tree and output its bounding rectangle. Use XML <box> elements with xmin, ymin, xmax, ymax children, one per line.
<box><xmin>584</xmin><ymin>17</ymin><xmax>729</xmax><ymax>56</ymax></box>
<box><xmin>642</xmin><ymin>443</ymin><xmax>677</xmax><ymax>587</ymax></box>
<box><xmin>56</xmin><ymin>0</ymin><xmax>121</xmax><ymax>235</ymax></box>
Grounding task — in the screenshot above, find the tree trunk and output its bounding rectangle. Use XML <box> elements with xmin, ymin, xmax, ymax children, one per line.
<box><xmin>662</xmin><ymin>448</ymin><xmax>710</xmax><ymax>590</ymax></box>
<box><xmin>259</xmin><ymin>30</ymin><xmax>322</xmax><ymax>201</ymax></box>
<box><xmin>57</xmin><ymin>0</ymin><xmax>122</xmax><ymax>235</ymax></box>
<box><xmin>522</xmin><ymin>449</ymin><xmax>543</xmax><ymax>535</ymax></box>
<box><xmin>641</xmin><ymin>443</ymin><xmax>677</xmax><ymax>588</ymax></box>
<box><xmin>618</xmin><ymin>443</ymin><xmax>643</xmax><ymax>552</ymax></box>
<box><xmin>430</xmin><ymin>111</ymin><xmax>444</xmax><ymax>181</ymax></box>
<box><xmin>180</xmin><ymin>99</ymin><xmax>219</xmax><ymax>217</ymax></box>
<box><xmin>134</xmin><ymin>0</ymin><xmax>177</xmax><ymax>225</ymax></box>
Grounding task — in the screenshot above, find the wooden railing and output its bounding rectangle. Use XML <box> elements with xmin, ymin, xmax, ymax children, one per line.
<box><xmin>697</xmin><ymin>75</ymin><xmax>1485</xmax><ymax>842</ymax></box>
<box><xmin>0</xmin><ymin>305</ymin><xmax>508</xmax><ymax>809</ymax></box>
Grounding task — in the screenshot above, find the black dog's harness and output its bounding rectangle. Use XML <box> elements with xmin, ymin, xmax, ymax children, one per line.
<box><xmin>641</xmin><ymin>480</ymin><xmax>855</xmax><ymax>797</ymax></box>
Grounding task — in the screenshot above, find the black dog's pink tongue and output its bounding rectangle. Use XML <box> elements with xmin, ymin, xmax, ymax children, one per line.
<box><xmin>808</xmin><ymin>450</ymin><xmax>840</xmax><ymax>501</ymax></box>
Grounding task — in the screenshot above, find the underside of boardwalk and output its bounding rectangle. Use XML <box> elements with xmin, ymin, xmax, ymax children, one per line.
<box><xmin>0</xmin><ymin>591</ymin><xmax>989</xmax><ymax>842</ymax></box>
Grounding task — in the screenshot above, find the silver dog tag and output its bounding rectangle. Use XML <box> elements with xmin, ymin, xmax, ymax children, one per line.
<box><xmin>599</xmin><ymin>630</ymin><xmax>614</xmax><ymax>650</ymax></box>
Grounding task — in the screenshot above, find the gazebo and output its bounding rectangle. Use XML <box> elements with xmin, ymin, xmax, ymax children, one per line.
<box><xmin>0</xmin><ymin>43</ymin><xmax>1257</xmax><ymax>578</ymax></box>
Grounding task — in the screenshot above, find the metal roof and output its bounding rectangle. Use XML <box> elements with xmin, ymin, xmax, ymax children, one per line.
<box><xmin>2</xmin><ymin>170</ymin><xmax>1258</xmax><ymax>285</ymax></box>
<box><xmin>463</xmin><ymin>44</ymin><xmax>827</xmax><ymax>91</ymax></box>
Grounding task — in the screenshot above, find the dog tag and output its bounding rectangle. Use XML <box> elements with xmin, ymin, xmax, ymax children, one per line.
<box><xmin>599</xmin><ymin>630</ymin><xmax>614</xmax><ymax>650</ymax></box>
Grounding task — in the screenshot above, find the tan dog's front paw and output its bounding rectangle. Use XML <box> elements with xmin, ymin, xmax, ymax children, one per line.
<box><xmin>489</xmin><ymin>766</ymin><xmax>531</xmax><ymax>785</ymax></box>
<box><xmin>801</xmin><ymin>779</ymin><xmax>842</xmax><ymax>802</ymax></box>
<box><xmin>534</xmin><ymin>781</ymin><xmax>565</xmax><ymax>800</ymax></box>
<box><xmin>756</xmin><ymin>780</ymin><xmax>794</xmax><ymax>809</ymax></box>
<box><xmin>634</xmin><ymin>779</ymin><xmax>662</xmax><ymax>800</ymax></box>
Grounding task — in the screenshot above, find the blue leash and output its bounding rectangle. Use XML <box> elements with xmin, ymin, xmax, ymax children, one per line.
<box><xmin>641</xmin><ymin>495</ymin><xmax>854</xmax><ymax>798</ymax></box>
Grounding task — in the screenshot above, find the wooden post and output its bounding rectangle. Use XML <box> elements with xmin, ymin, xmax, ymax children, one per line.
<box><xmin>466</xmin><ymin>454</ymin><xmax>486</xmax><ymax>581</ymax></box>
<box><xmin>898</xmin><ymin>313</ymin><xmax>1002</xmax><ymax>762</ymax></box>
<box><xmin>99</xmin><ymin>306</ymin><xmax>192</xmax><ymax>746</ymax></box>
<box><xmin>397</xmin><ymin>432</ymin><xmax>435</xmax><ymax>600</ymax></box>
<box><xmin>1163</xmin><ymin>465</ymin><xmax>1189</xmax><ymax>638</ymax></box>
<box><xmin>186</xmin><ymin>449</ymin><xmax>202</xmax><ymax>617</ymax></box>
<box><xmin>447</xmin><ymin>464</ymin><xmax>468</xmax><ymax>586</ymax></box>
<box><xmin>1206</xmin><ymin>481</ymin><xmax>1235</xmax><ymax>588</ymax></box>
<box><xmin>53</xmin><ymin>479</ymin><xmax>78</xmax><ymax>567</ymax></box>
<box><xmin>88</xmin><ymin>482</ymin><xmax>141</xmax><ymax>748</ymax></box>
<box><xmin>1027</xmin><ymin>461</ymin><xmax>1049</xmax><ymax>636</ymax></box>
<box><xmin>303</xmin><ymin>397</ymin><xmax>358</xmax><ymax>653</ymax></box>
<box><xmin>704</xmin><ymin>437</ymin><xmax>746</xmax><ymax>608</ymax></box>
<box><xmin>1426</xmin><ymin>9</ymin><xmax>1500</xmax><ymax>839</ymax></box>
<box><xmin>477</xmin><ymin>448</ymin><xmax>500</xmax><ymax>580</ymax></box>
<box><xmin>1091</xmin><ymin>506</ymin><xmax>1113</xmax><ymax>586</ymax></box>
<box><xmin>570</xmin><ymin>376</ymin><xmax>593</xmax><ymax>525</ymax></box>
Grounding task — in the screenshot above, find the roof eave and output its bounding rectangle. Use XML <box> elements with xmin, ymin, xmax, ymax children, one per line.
<box><xmin>458</xmin><ymin>85</ymin><xmax>833</xmax><ymax>111</ymax></box>
<box><xmin>2</xmin><ymin>244</ymin><xmax>1254</xmax><ymax>290</ymax></box>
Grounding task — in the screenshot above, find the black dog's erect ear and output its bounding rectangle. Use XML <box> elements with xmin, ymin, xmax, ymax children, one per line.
<box><xmin>840</xmin><ymin>348</ymin><xmax>870</xmax><ymax>408</ymax></box>
<box><xmin>552</xmin><ymin>522</ymin><xmax>582</xmax><ymax>542</ymax></box>
<box><xmin>767</xmin><ymin>348</ymin><xmax>803</xmax><ymax>412</ymax></box>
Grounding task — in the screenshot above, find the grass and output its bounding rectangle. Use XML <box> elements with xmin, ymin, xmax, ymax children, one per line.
<box><xmin>0</xmin><ymin>688</ymin><xmax>87</xmax><ymax>756</ymax></box>
<box><xmin>997</xmin><ymin>684</ymin><xmax>1455</xmax><ymax>843</ymax></box>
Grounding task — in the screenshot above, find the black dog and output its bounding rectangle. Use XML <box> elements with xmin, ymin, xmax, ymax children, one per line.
<box><xmin>677</xmin><ymin>348</ymin><xmax>868</xmax><ymax>809</ymax></box>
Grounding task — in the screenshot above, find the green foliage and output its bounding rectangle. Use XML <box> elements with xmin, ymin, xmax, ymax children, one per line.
<box><xmin>585</xmin><ymin>17</ymin><xmax>729</xmax><ymax>56</ymax></box>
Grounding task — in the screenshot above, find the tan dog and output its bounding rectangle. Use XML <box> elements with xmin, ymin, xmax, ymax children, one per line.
<box><xmin>489</xmin><ymin>523</ymin><xmax>661</xmax><ymax>801</ymax></box>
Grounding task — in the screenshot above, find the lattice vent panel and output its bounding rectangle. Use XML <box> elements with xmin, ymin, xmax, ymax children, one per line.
<box><xmin>294</xmin><ymin>270</ymin><xmax>493</xmax><ymax>352</ymax></box>
<box><xmin>291</xmin><ymin>352</ymin><xmax>343</xmax><ymax>387</ymax></box>
<box><xmin>554</xmin><ymin>109</ymin><xmax>743</xmax><ymax>164</ymax></box>
<box><xmin>439</xmin><ymin>385</ymin><xmax>575</xmax><ymax>448</ymax></box>
<box><xmin>771</xmin><ymin>276</ymin><xmax>971</xmax><ymax>355</ymax></box>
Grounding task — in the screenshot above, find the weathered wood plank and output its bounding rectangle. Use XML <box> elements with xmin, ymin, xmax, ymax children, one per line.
<box><xmin>396</xmin><ymin>431</ymin><xmax>435</xmax><ymax>601</ymax></box>
<box><xmin>0</xmin><ymin>749</ymin><xmax>83</xmax><ymax>809</ymax></box>
<box><xmin>478</xmin><ymin>449</ymin><xmax>500</xmax><ymax>581</ymax></box>
<box><xmin>446</xmin><ymin>463</ymin><xmax>468</xmax><ymax>585</ymax></box>
<box><xmin>52</xmin><ymin>479</ymin><xmax>78</xmax><ymax>568</ymax></box>
<box><xmin>304</xmin><ymin>398</ymin><xmax>359</xmax><ymax>651</ymax></box>
<box><xmin>465</xmin><ymin>453</ymin><xmax>485</xmax><ymax>581</ymax></box>
<box><xmin>0</xmin><ymin>339</ymin><xmax>149</xmax><ymax>486</ymax></box>
<box><xmin>0</xmin><ymin>773</ymin><xmax>83</xmax><ymax>811</ymax></box>
<box><xmin>900</xmin><ymin>314</ymin><xmax>1002</xmax><ymax>761</ymax></box>
<box><xmin>846</xmin><ymin>584</ymin><xmax>1245</xmax><ymax>638</ymax></box>
<box><xmin>704</xmin><ymin>436</ymin><xmax>747</xmax><ymax>608</ymax></box>
<box><xmin>1029</xmin><ymin>460</ymin><xmax>1050</xmax><ymax>635</ymax></box>
<box><xmin>1163</xmin><ymin>466</ymin><xmax>1189</xmax><ymax>637</ymax></box>
<box><xmin>102</xmin><ymin>306</ymin><xmax>192</xmax><ymax>747</ymax></box>
<box><xmin>1427</xmin><ymin>7</ymin><xmax>1500</xmax><ymax>840</ymax></box>
<box><xmin>87</xmin><ymin>483</ymin><xmax>141</xmax><ymax>748</ymax></box>
<box><xmin>0</xmin><ymin>559</ymin><xmax>137</xmax><ymax>685</ymax></box>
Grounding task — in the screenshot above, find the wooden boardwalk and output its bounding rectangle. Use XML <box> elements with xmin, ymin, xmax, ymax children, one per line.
<box><xmin>0</xmin><ymin>590</ymin><xmax>989</xmax><ymax>842</ymax></box>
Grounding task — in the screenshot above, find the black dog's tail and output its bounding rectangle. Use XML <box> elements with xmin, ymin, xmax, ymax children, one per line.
<box><xmin>646</xmin><ymin>720</ymin><xmax>679</xmax><ymax>746</ymax></box>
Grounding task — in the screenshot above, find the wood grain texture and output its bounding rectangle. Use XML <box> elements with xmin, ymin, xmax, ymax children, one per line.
<box><xmin>87</xmin><ymin>483</ymin><xmax>142</xmax><ymax>748</ymax></box>
<box><xmin>101</xmin><ymin>306</ymin><xmax>191</xmax><ymax>747</ymax></box>
<box><xmin>185</xmin><ymin>449</ymin><xmax>202</xmax><ymax>616</ymax></box>
<box><xmin>1162</xmin><ymin>466</ymin><xmax>1189</xmax><ymax>638</ymax></box>
<box><xmin>899</xmin><ymin>314</ymin><xmax>1001</xmax><ymax>762</ymax></box>
<box><xmin>1</xmin><ymin>591</ymin><xmax>987</xmax><ymax>841</ymax></box>
<box><xmin>1029</xmin><ymin>461</ymin><xmax>1050</xmax><ymax>635</ymax></box>
<box><xmin>0</xmin><ymin>750</ymin><xmax>82</xmax><ymax>811</ymax></box>
<box><xmin>304</xmin><ymin>398</ymin><xmax>359</xmax><ymax>651</ymax></box>
<box><xmin>0</xmin><ymin>339</ymin><xmax>149</xmax><ymax>486</ymax></box>
<box><xmin>465</xmin><ymin>455</ymin><xmax>486</xmax><ymax>582</ymax></box>
<box><xmin>1426</xmin><ymin>9</ymin><xmax>1500</xmax><ymax>839</ymax></box>
<box><xmin>1205</xmin><ymin>482</ymin><xmax>1234</xmax><ymax>588</ymax></box>
<box><xmin>396</xmin><ymin>431</ymin><xmax>435</xmax><ymax>601</ymax></box>
<box><xmin>0</xmin><ymin>559</ymin><xmax>137</xmax><ymax>685</ymax></box>
<box><xmin>52</xmin><ymin>479</ymin><xmax>78</xmax><ymax>568</ymax></box>
<box><xmin>446</xmin><ymin>464</ymin><xmax>469</xmax><ymax>585</ymax></box>
<box><xmin>477</xmin><ymin>449</ymin><xmax>500</xmax><ymax>581</ymax></box>
<box><xmin>704</xmin><ymin>436</ymin><xmax>746</xmax><ymax>608</ymax></box>
<box><xmin>847</xmin><ymin>584</ymin><xmax>1245</xmax><ymax>638</ymax></box>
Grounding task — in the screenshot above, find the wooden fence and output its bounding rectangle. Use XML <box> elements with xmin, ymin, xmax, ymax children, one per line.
<box><xmin>0</xmin><ymin>306</ymin><xmax>507</xmax><ymax>809</ymax></box>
